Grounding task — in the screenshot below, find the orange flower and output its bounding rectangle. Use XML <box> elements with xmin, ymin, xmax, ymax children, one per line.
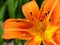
<box><xmin>2</xmin><ymin>0</ymin><xmax>60</xmax><ymax>45</ymax></box>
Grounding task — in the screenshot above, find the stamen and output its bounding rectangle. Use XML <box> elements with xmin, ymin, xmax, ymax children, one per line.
<box><xmin>49</xmin><ymin>19</ymin><xmax>51</xmax><ymax>21</ymax></box>
<box><xmin>30</xmin><ymin>12</ymin><xmax>34</xmax><ymax>20</ymax></box>
<box><xmin>40</xmin><ymin>18</ymin><xmax>43</xmax><ymax>21</ymax></box>
<box><xmin>46</xmin><ymin>0</ymin><xmax>58</xmax><ymax>22</ymax></box>
<box><xmin>38</xmin><ymin>0</ymin><xmax>47</xmax><ymax>18</ymax></box>
<box><xmin>48</xmin><ymin>10</ymin><xmax>50</xmax><ymax>14</ymax></box>
<box><xmin>45</xmin><ymin>12</ymin><xmax>48</xmax><ymax>16</ymax></box>
<box><xmin>40</xmin><ymin>19</ymin><xmax>43</xmax><ymax>21</ymax></box>
<box><xmin>45</xmin><ymin>10</ymin><xmax>50</xmax><ymax>16</ymax></box>
<box><xmin>30</xmin><ymin>12</ymin><xmax>32</xmax><ymax>15</ymax></box>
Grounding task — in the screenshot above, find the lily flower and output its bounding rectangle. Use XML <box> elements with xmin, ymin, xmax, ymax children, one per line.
<box><xmin>2</xmin><ymin>0</ymin><xmax>60</xmax><ymax>45</ymax></box>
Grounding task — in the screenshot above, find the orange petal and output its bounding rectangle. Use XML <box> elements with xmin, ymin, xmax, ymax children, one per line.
<box><xmin>39</xmin><ymin>0</ymin><xmax>60</xmax><ymax>26</ymax></box>
<box><xmin>39</xmin><ymin>0</ymin><xmax>55</xmax><ymax>19</ymax></box>
<box><xmin>25</xmin><ymin>38</ymin><xmax>40</xmax><ymax>45</ymax></box>
<box><xmin>44</xmin><ymin>40</ymin><xmax>54</xmax><ymax>45</ymax></box>
<box><xmin>22</xmin><ymin>1</ymin><xmax>39</xmax><ymax>20</ymax></box>
<box><xmin>44</xmin><ymin>25</ymin><xmax>59</xmax><ymax>45</ymax></box>
<box><xmin>3</xmin><ymin>19</ymin><xmax>34</xmax><ymax>30</ymax></box>
<box><xmin>50</xmin><ymin>0</ymin><xmax>60</xmax><ymax>26</ymax></box>
<box><xmin>44</xmin><ymin>27</ymin><xmax>60</xmax><ymax>45</ymax></box>
<box><xmin>25</xmin><ymin>35</ymin><xmax>42</xmax><ymax>45</ymax></box>
<box><xmin>52</xmin><ymin>28</ymin><xmax>60</xmax><ymax>45</ymax></box>
<box><xmin>2</xmin><ymin>19</ymin><xmax>35</xmax><ymax>40</ymax></box>
<box><xmin>2</xmin><ymin>31</ymin><xmax>33</xmax><ymax>40</ymax></box>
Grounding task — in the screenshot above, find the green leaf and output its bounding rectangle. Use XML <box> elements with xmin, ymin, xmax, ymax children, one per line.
<box><xmin>0</xmin><ymin>21</ymin><xmax>3</xmax><ymax>45</ymax></box>
<box><xmin>23</xmin><ymin>0</ymin><xmax>30</xmax><ymax>4</ymax></box>
<box><xmin>15</xmin><ymin>0</ymin><xmax>18</xmax><ymax>11</ymax></box>
<box><xmin>16</xmin><ymin>0</ymin><xmax>25</xmax><ymax>18</ymax></box>
<box><xmin>18</xmin><ymin>0</ymin><xmax>22</xmax><ymax>7</ymax></box>
<box><xmin>0</xmin><ymin>2</ymin><xmax>6</xmax><ymax>20</ymax></box>
<box><xmin>21</xmin><ymin>40</ymin><xmax>27</xmax><ymax>45</ymax></box>
<box><xmin>7</xmin><ymin>0</ymin><xmax>19</xmax><ymax>45</ymax></box>
<box><xmin>0</xmin><ymin>2</ymin><xmax>7</xmax><ymax>45</ymax></box>
<box><xmin>17</xmin><ymin>13</ymin><xmax>25</xmax><ymax>18</ymax></box>
<box><xmin>7</xmin><ymin>0</ymin><xmax>15</xmax><ymax>18</ymax></box>
<box><xmin>36</xmin><ymin>0</ymin><xmax>44</xmax><ymax>7</ymax></box>
<box><xmin>18</xmin><ymin>0</ymin><xmax>22</xmax><ymax>11</ymax></box>
<box><xmin>14</xmin><ymin>39</ymin><xmax>19</xmax><ymax>45</ymax></box>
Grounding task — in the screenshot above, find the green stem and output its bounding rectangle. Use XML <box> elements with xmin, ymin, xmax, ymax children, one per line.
<box><xmin>21</xmin><ymin>40</ymin><xmax>27</xmax><ymax>45</ymax></box>
<box><xmin>14</xmin><ymin>39</ymin><xmax>19</xmax><ymax>45</ymax></box>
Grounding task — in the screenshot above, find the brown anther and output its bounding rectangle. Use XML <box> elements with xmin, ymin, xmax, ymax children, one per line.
<box><xmin>45</xmin><ymin>10</ymin><xmax>50</xmax><ymax>16</ymax></box>
<box><xmin>30</xmin><ymin>12</ymin><xmax>32</xmax><ymax>15</ymax></box>
<box><xmin>49</xmin><ymin>19</ymin><xmax>51</xmax><ymax>21</ymax></box>
<box><xmin>48</xmin><ymin>10</ymin><xmax>50</xmax><ymax>14</ymax></box>
<box><xmin>40</xmin><ymin>18</ymin><xmax>43</xmax><ymax>21</ymax></box>
<box><xmin>45</xmin><ymin>12</ymin><xmax>48</xmax><ymax>16</ymax></box>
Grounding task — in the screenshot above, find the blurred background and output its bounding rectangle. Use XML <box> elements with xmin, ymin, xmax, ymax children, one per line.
<box><xmin>0</xmin><ymin>0</ymin><xmax>43</xmax><ymax>45</ymax></box>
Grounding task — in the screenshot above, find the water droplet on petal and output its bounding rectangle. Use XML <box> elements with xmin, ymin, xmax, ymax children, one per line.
<box><xmin>23</xmin><ymin>33</ymin><xmax>26</xmax><ymax>36</ymax></box>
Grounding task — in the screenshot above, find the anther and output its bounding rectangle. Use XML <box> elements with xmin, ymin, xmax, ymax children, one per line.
<box><xmin>49</xmin><ymin>19</ymin><xmax>51</xmax><ymax>21</ymax></box>
<box><xmin>40</xmin><ymin>18</ymin><xmax>43</xmax><ymax>21</ymax></box>
<box><xmin>48</xmin><ymin>10</ymin><xmax>50</xmax><ymax>14</ymax></box>
<box><xmin>30</xmin><ymin>12</ymin><xmax>32</xmax><ymax>15</ymax></box>
<box><xmin>45</xmin><ymin>12</ymin><xmax>48</xmax><ymax>15</ymax></box>
<box><xmin>45</xmin><ymin>10</ymin><xmax>50</xmax><ymax>16</ymax></box>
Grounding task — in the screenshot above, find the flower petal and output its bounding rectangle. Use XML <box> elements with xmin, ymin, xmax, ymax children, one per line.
<box><xmin>2</xmin><ymin>19</ymin><xmax>35</xmax><ymax>40</ymax></box>
<box><xmin>39</xmin><ymin>0</ymin><xmax>60</xmax><ymax>26</ymax></box>
<box><xmin>3</xmin><ymin>31</ymin><xmax>33</xmax><ymax>40</ymax></box>
<box><xmin>38</xmin><ymin>0</ymin><xmax>56</xmax><ymax>19</ymax></box>
<box><xmin>25</xmin><ymin>39</ymin><xmax>40</xmax><ymax>45</ymax></box>
<box><xmin>44</xmin><ymin>25</ymin><xmax>58</xmax><ymax>40</ymax></box>
<box><xmin>44</xmin><ymin>40</ymin><xmax>54</xmax><ymax>45</ymax></box>
<box><xmin>52</xmin><ymin>28</ymin><xmax>60</xmax><ymax>45</ymax></box>
<box><xmin>44</xmin><ymin>25</ymin><xmax>60</xmax><ymax>45</ymax></box>
<box><xmin>22</xmin><ymin>1</ymin><xmax>39</xmax><ymax>20</ymax></box>
<box><xmin>3</xmin><ymin>19</ymin><xmax>34</xmax><ymax>30</ymax></box>
<box><xmin>44</xmin><ymin>28</ymin><xmax>60</xmax><ymax>45</ymax></box>
<box><xmin>25</xmin><ymin>35</ymin><xmax>41</xmax><ymax>45</ymax></box>
<box><xmin>50</xmin><ymin>0</ymin><xmax>60</xmax><ymax>26</ymax></box>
